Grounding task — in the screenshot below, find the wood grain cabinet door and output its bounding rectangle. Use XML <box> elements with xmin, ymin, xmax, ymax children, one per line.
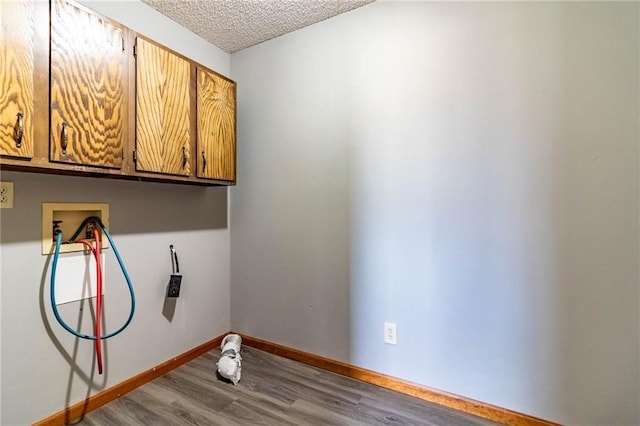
<box><xmin>196</xmin><ymin>68</ymin><xmax>236</xmax><ymax>182</ymax></box>
<box><xmin>50</xmin><ymin>0</ymin><xmax>126</xmax><ymax>168</ymax></box>
<box><xmin>135</xmin><ymin>38</ymin><xmax>191</xmax><ymax>176</ymax></box>
<box><xmin>0</xmin><ymin>0</ymin><xmax>35</xmax><ymax>159</ymax></box>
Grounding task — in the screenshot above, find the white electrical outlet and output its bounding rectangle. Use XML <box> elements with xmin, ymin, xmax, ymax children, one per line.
<box><xmin>0</xmin><ymin>182</ymin><xmax>14</xmax><ymax>209</ymax></box>
<box><xmin>384</xmin><ymin>322</ymin><xmax>397</xmax><ymax>345</ymax></box>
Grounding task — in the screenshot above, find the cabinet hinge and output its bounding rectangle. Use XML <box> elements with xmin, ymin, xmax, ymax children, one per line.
<box><xmin>133</xmin><ymin>150</ymin><xmax>137</xmax><ymax>162</ymax></box>
<box><xmin>133</xmin><ymin>42</ymin><xmax>137</xmax><ymax>57</ymax></box>
<box><xmin>122</xmin><ymin>37</ymin><xmax>125</xmax><ymax>52</ymax></box>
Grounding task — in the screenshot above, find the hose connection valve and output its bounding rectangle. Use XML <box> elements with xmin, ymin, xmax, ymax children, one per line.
<box><xmin>52</xmin><ymin>220</ymin><xmax>63</xmax><ymax>239</ymax></box>
<box><xmin>85</xmin><ymin>221</ymin><xmax>96</xmax><ymax>239</ymax></box>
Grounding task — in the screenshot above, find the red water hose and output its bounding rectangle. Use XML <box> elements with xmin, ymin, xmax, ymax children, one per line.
<box><xmin>77</xmin><ymin>229</ymin><xmax>103</xmax><ymax>375</ymax></box>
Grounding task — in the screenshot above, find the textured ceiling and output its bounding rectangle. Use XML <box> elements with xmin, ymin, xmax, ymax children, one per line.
<box><xmin>140</xmin><ymin>0</ymin><xmax>374</xmax><ymax>53</ymax></box>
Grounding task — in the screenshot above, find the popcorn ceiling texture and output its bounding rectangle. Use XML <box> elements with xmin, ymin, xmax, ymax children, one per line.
<box><xmin>140</xmin><ymin>0</ymin><xmax>374</xmax><ymax>53</ymax></box>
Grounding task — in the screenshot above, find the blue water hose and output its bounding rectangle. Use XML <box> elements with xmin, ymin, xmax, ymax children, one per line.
<box><xmin>50</xmin><ymin>222</ymin><xmax>136</xmax><ymax>340</ymax></box>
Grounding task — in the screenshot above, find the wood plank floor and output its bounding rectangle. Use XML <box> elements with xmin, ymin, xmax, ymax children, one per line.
<box><xmin>78</xmin><ymin>346</ymin><xmax>501</xmax><ymax>426</ymax></box>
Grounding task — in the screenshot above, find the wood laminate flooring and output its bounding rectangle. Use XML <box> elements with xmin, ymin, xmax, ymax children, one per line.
<box><xmin>78</xmin><ymin>346</ymin><xmax>501</xmax><ymax>426</ymax></box>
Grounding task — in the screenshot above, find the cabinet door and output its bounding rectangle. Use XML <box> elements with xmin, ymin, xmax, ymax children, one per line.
<box><xmin>135</xmin><ymin>38</ymin><xmax>191</xmax><ymax>176</ymax></box>
<box><xmin>0</xmin><ymin>0</ymin><xmax>35</xmax><ymax>159</ymax></box>
<box><xmin>50</xmin><ymin>0</ymin><xmax>126</xmax><ymax>168</ymax></box>
<box><xmin>196</xmin><ymin>68</ymin><xmax>236</xmax><ymax>182</ymax></box>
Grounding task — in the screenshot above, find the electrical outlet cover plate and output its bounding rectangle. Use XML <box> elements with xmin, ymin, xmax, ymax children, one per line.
<box><xmin>0</xmin><ymin>181</ymin><xmax>14</xmax><ymax>208</ymax></box>
<box><xmin>384</xmin><ymin>322</ymin><xmax>397</xmax><ymax>345</ymax></box>
<box><xmin>167</xmin><ymin>274</ymin><xmax>182</xmax><ymax>298</ymax></box>
<box><xmin>42</xmin><ymin>203</ymin><xmax>110</xmax><ymax>255</ymax></box>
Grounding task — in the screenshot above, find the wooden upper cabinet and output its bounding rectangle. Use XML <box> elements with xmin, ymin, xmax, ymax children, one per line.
<box><xmin>1</xmin><ymin>1</ymin><xmax>235</xmax><ymax>185</ymax></box>
<box><xmin>196</xmin><ymin>68</ymin><xmax>236</xmax><ymax>182</ymax></box>
<box><xmin>0</xmin><ymin>0</ymin><xmax>35</xmax><ymax>159</ymax></box>
<box><xmin>135</xmin><ymin>37</ymin><xmax>191</xmax><ymax>176</ymax></box>
<box><xmin>49</xmin><ymin>0</ymin><xmax>126</xmax><ymax>169</ymax></box>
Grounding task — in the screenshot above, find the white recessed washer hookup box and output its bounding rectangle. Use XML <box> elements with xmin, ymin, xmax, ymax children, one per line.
<box><xmin>42</xmin><ymin>202</ymin><xmax>109</xmax><ymax>255</ymax></box>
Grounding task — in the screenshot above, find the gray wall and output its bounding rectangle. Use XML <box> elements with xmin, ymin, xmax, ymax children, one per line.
<box><xmin>230</xmin><ymin>2</ymin><xmax>639</xmax><ymax>424</ymax></box>
<box><xmin>0</xmin><ymin>2</ymin><xmax>231</xmax><ymax>424</ymax></box>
